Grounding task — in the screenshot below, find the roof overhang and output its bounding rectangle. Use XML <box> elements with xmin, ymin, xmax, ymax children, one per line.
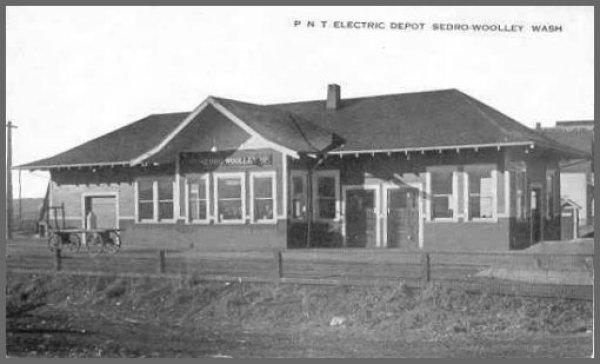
<box><xmin>327</xmin><ymin>141</ymin><xmax>536</xmax><ymax>156</ymax></box>
<box><xmin>17</xmin><ymin>161</ymin><xmax>131</xmax><ymax>171</ymax></box>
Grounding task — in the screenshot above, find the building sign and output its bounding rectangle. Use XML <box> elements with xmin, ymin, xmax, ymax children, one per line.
<box><xmin>181</xmin><ymin>152</ymin><xmax>273</xmax><ymax>168</ymax></box>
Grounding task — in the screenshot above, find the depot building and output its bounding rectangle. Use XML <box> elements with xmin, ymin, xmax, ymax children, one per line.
<box><xmin>19</xmin><ymin>85</ymin><xmax>587</xmax><ymax>252</ymax></box>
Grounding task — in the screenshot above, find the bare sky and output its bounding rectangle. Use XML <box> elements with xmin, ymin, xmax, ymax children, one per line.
<box><xmin>6</xmin><ymin>6</ymin><xmax>594</xmax><ymax>198</ymax></box>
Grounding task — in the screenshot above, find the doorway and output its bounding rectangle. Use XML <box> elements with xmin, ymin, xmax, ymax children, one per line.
<box><xmin>530</xmin><ymin>185</ymin><xmax>542</xmax><ymax>243</ymax></box>
<box><xmin>384</xmin><ymin>184</ymin><xmax>422</xmax><ymax>249</ymax></box>
<box><xmin>343</xmin><ymin>185</ymin><xmax>380</xmax><ymax>247</ymax></box>
<box><xmin>82</xmin><ymin>194</ymin><xmax>119</xmax><ymax>229</ymax></box>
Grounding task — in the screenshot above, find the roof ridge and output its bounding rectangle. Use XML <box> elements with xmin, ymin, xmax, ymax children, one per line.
<box><xmin>214</xmin><ymin>95</ymin><xmax>338</xmax><ymax>136</ymax></box>
<box><xmin>267</xmin><ymin>88</ymin><xmax>460</xmax><ymax>107</ymax></box>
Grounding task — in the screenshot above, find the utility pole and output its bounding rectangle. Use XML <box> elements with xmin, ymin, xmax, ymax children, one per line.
<box><xmin>6</xmin><ymin>121</ymin><xmax>17</xmax><ymax>240</ymax></box>
<box><xmin>18</xmin><ymin>168</ymin><xmax>22</xmax><ymax>229</ymax></box>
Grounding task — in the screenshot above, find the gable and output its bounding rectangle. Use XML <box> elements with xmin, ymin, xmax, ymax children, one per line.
<box><xmin>149</xmin><ymin>104</ymin><xmax>254</xmax><ymax>163</ymax></box>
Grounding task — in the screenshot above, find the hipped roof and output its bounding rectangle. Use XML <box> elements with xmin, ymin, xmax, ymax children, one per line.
<box><xmin>19</xmin><ymin>89</ymin><xmax>588</xmax><ymax>170</ymax></box>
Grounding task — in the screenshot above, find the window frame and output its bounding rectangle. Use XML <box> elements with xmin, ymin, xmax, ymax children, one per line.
<box><xmin>464</xmin><ymin>164</ymin><xmax>498</xmax><ymax>222</ymax></box>
<box><xmin>426</xmin><ymin>166</ymin><xmax>458</xmax><ymax>222</ymax></box>
<box><xmin>213</xmin><ymin>171</ymin><xmax>247</xmax><ymax>224</ymax></box>
<box><xmin>156</xmin><ymin>178</ymin><xmax>176</xmax><ymax>223</ymax></box>
<box><xmin>136</xmin><ymin>179</ymin><xmax>155</xmax><ymax>223</ymax></box>
<box><xmin>185</xmin><ymin>174</ymin><xmax>211</xmax><ymax>224</ymax></box>
<box><xmin>545</xmin><ymin>168</ymin><xmax>557</xmax><ymax>220</ymax></box>
<box><xmin>312</xmin><ymin>170</ymin><xmax>340</xmax><ymax>221</ymax></box>
<box><xmin>290</xmin><ymin>170</ymin><xmax>308</xmax><ymax>221</ymax></box>
<box><xmin>249</xmin><ymin>171</ymin><xmax>277</xmax><ymax>224</ymax></box>
<box><xmin>135</xmin><ymin>178</ymin><xmax>176</xmax><ymax>224</ymax></box>
<box><xmin>513</xmin><ymin>167</ymin><xmax>528</xmax><ymax>221</ymax></box>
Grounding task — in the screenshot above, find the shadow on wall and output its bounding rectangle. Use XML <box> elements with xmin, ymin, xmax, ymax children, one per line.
<box><xmin>509</xmin><ymin>218</ymin><xmax>532</xmax><ymax>250</ymax></box>
<box><xmin>287</xmin><ymin>222</ymin><xmax>344</xmax><ymax>248</ymax></box>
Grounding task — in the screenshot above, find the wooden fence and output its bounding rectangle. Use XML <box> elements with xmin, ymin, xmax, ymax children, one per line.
<box><xmin>6</xmin><ymin>245</ymin><xmax>593</xmax><ymax>301</ymax></box>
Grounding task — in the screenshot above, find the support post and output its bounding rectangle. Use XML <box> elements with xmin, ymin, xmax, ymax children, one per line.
<box><xmin>273</xmin><ymin>249</ymin><xmax>283</xmax><ymax>280</ymax></box>
<box><xmin>54</xmin><ymin>248</ymin><xmax>62</xmax><ymax>271</ymax></box>
<box><xmin>61</xmin><ymin>202</ymin><xmax>66</xmax><ymax>229</ymax></box>
<box><xmin>421</xmin><ymin>252</ymin><xmax>430</xmax><ymax>283</ymax></box>
<box><xmin>6</xmin><ymin>121</ymin><xmax>17</xmax><ymax>240</ymax></box>
<box><xmin>158</xmin><ymin>250</ymin><xmax>166</xmax><ymax>274</ymax></box>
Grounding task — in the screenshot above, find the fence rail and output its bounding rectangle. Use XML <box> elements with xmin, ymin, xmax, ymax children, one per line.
<box><xmin>6</xmin><ymin>245</ymin><xmax>593</xmax><ymax>301</ymax></box>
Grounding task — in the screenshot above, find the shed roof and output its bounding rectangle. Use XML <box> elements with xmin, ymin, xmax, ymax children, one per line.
<box><xmin>539</xmin><ymin>124</ymin><xmax>594</xmax><ymax>154</ymax></box>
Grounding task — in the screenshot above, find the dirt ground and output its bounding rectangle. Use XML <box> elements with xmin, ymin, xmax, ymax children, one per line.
<box><xmin>6</xmin><ymin>272</ymin><xmax>593</xmax><ymax>358</ymax></box>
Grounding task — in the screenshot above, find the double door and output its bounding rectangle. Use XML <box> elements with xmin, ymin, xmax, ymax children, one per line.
<box><xmin>343</xmin><ymin>184</ymin><xmax>421</xmax><ymax>249</ymax></box>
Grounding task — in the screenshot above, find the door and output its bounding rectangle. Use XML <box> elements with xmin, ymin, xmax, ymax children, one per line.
<box><xmin>85</xmin><ymin>196</ymin><xmax>117</xmax><ymax>229</ymax></box>
<box><xmin>387</xmin><ymin>187</ymin><xmax>419</xmax><ymax>249</ymax></box>
<box><xmin>530</xmin><ymin>186</ymin><xmax>542</xmax><ymax>243</ymax></box>
<box><xmin>344</xmin><ymin>189</ymin><xmax>377</xmax><ymax>247</ymax></box>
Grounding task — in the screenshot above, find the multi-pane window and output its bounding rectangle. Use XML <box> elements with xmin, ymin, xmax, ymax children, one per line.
<box><xmin>290</xmin><ymin>172</ymin><xmax>307</xmax><ymax>220</ymax></box>
<box><xmin>429</xmin><ymin>167</ymin><xmax>455</xmax><ymax>220</ymax></box>
<box><xmin>188</xmin><ymin>176</ymin><xmax>209</xmax><ymax>222</ymax></box>
<box><xmin>251</xmin><ymin>172</ymin><xmax>276</xmax><ymax>223</ymax></box>
<box><xmin>465</xmin><ymin>164</ymin><xmax>495</xmax><ymax>220</ymax></box>
<box><xmin>138</xmin><ymin>180</ymin><xmax>154</xmax><ymax>221</ymax></box>
<box><xmin>157</xmin><ymin>179</ymin><xmax>174</xmax><ymax>220</ymax></box>
<box><xmin>214</xmin><ymin>173</ymin><xmax>245</xmax><ymax>223</ymax></box>
<box><xmin>136</xmin><ymin>178</ymin><xmax>175</xmax><ymax>222</ymax></box>
<box><xmin>546</xmin><ymin>169</ymin><xmax>556</xmax><ymax>219</ymax></box>
<box><xmin>512</xmin><ymin>165</ymin><xmax>528</xmax><ymax>221</ymax></box>
<box><xmin>314</xmin><ymin>171</ymin><xmax>339</xmax><ymax>220</ymax></box>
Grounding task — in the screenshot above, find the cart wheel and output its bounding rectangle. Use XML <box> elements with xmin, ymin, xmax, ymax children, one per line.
<box><xmin>87</xmin><ymin>233</ymin><xmax>104</xmax><ymax>254</ymax></box>
<box><xmin>66</xmin><ymin>233</ymin><xmax>81</xmax><ymax>253</ymax></box>
<box><xmin>103</xmin><ymin>241</ymin><xmax>118</xmax><ymax>255</ymax></box>
<box><xmin>103</xmin><ymin>231</ymin><xmax>121</xmax><ymax>254</ymax></box>
<box><xmin>47</xmin><ymin>233</ymin><xmax>60</xmax><ymax>252</ymax></box>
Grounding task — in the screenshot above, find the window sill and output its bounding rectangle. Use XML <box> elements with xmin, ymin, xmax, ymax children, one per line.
<box><xmin>136</xmin><ymin>220</ymin><xmax>177</xmax><ymax>224</ymax></box>
<box><xmin>214</xmin><ymin>220</ymin><xmax>247</xmax><ymax>225</ymax></box>
<box><xmin>467</xmin><ymin>218</ymin><xmax>499</xmax><ymax>223</ymax></box>
<box><xmin>428</xmin><ymin>218</ymin><xmax>456</xmax><ymax>223</ymax></box>
<box><xmin>253</xmin><ymin>219</ymin><xmax>277</xmax><ymax>225</ymax></box>
<box><xmin>188</xmin><ymin>220</ymin><xmax>211</xmax><ymax>225</ymax></box>
<box><xmin>137</xmin><ymin>220</ymin><xmax>155</xmax><ymax>224</ymax></box>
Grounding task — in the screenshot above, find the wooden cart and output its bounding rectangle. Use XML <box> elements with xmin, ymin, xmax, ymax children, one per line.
<box><xmin>47</xmin><ymin>228</ymin><xmax>121</xmax><ymax>254</ymax></box>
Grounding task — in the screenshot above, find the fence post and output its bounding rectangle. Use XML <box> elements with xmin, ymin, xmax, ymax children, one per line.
<box><xmin>421</xmin><ymin>252</ymin><xmax>430</xmax><ymax>283</ymax></box>
<box><xmin>273</xmin><ymin>249</ymin><xmax>283</xmax><ymax>281</ymax></box>
<box><xmin>158</xmin><ymin>250</ymin><xmax>166</xmax><ymax>274</ymax></box>
<box><xmin>54</xmin><ymin>248</ymin><xmax>62</xmax><ymax>271</ymax></box>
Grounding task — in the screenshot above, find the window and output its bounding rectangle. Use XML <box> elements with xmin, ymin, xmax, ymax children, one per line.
<box><xmin>137</xmin><ymin>180</ymin><xmax>154</xmax><ymax>221</ymax></box>
<box><xmin>429</xmin><ymin>166</ymin><xmax>455</xmax><ymax>220</ymax></box>
<box><xmin>313</xmin><ymin>170</ymin><xmax>340</xmax><ymax>220</ymax></box>
<box><xmin>157</xmin><ymin>179</ymin><xmax>174</xmax><ymax>220</ymax></box>
<box><xmin>510</xmin><ymin>163</ymin><xmax>528</xmax><ymax>221</ymax></box>
<box><xmin>187</xmin><ymin>175</ymin><xmax>209</xmax><ymax>223</ymax></box>
<box><xmin>136</xmin><ymin>178</ymin><xmax>175</xmax><ymax>222</ymax></box>
<box><xmin>290</xmin><ymin>171</ymin><xmax>307</xmax><ymax>220</ymax></box>
<box><xmin>465</xmin><ymin>164</ymin><xmax>496</xmax><ymax>220</ymax></box>
<box><xmin>250</xmin><ymin>171</ymin><xmax>276</xmax><ymax>223</ymax></box>
<box><xmin>546</xmin><ymin>169</ymin><xmax>556</xmax><ymax>219</ymax></box>
<box><xmin>214</xmin><ymin>172</ymin><xmax>246</xmax><ymax>223</ymax></box>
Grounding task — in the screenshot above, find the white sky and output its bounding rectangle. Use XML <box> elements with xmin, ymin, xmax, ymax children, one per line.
<box><xmin>6</xmin><ymin>6</ymin><xmax>594</xmax><ymax>198</ymax></box>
